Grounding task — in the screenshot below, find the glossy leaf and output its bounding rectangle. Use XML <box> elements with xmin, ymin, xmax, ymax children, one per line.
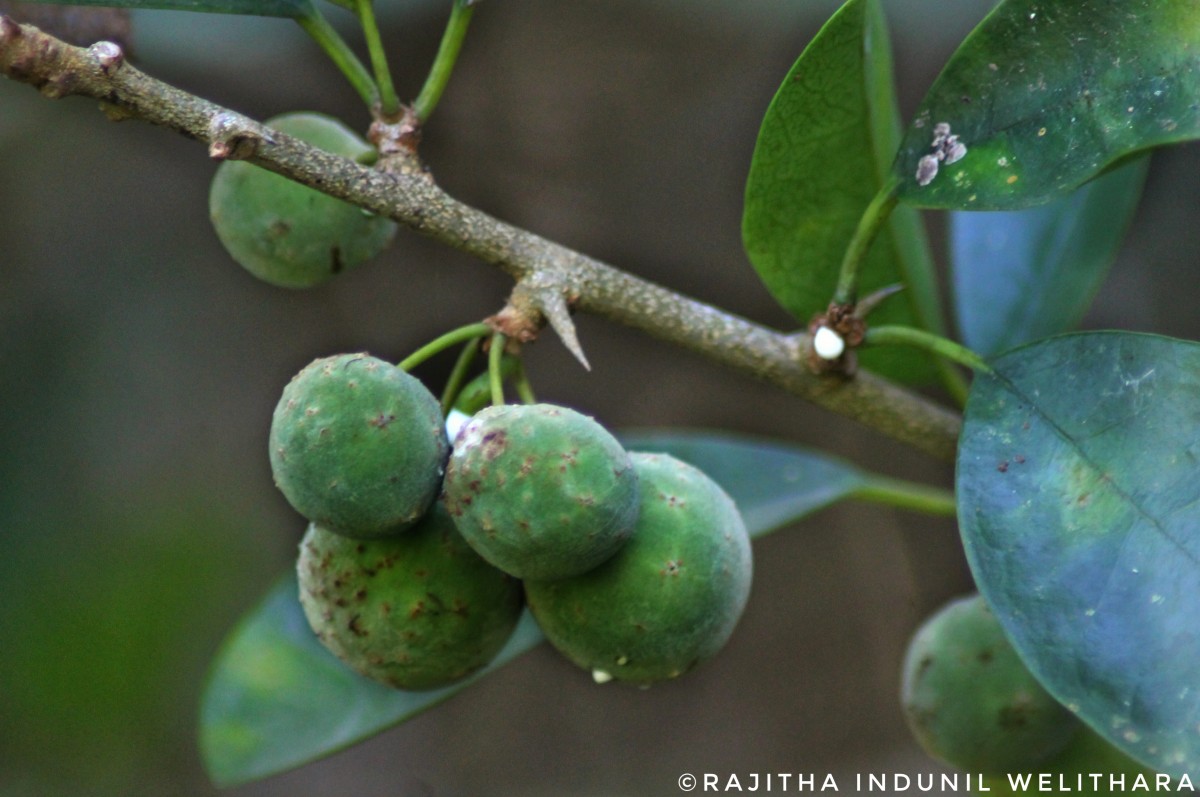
<box><xmin>951</xmin><ymin>156</ymin><xmax>1149</xmax><ymax>356</ymax></box>
<box><xmin>958</xmin><ymin>332</ymin><xmax>1200</xmax><ymax>779</ymax></box>
<box><xmin>200</xmin><ymin>431</ymin><xmax>876</xmax><ymax>786</ymax></box>
<box><xmin>897</xmin><ymin>0</ymin><xmax>1200</xmax><ymax>209</ymax></box>
<box><xmin>14</xmin><ymin>0</ymin><xmax>312</xmax><ymax>17</ymax></box>
<box><xmin>742</xmin><ymin>0</ymin><xmax>942</xmax><ymax>382</ymax></box>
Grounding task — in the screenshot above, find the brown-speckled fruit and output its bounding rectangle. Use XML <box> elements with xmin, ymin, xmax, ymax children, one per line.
<box><xmin>901</xmin><ymin>593</ymin><xmax>1080</xmax><ymax>774</ymax></box>
<box><xmin>442</xmin><ymin>403</ymin><xmax>640</xmax><ymax>580</ymax></box>
<box><xmin>270</xmin><ymin>353</ymin><xmax>448</xmax><ymax>538</ymax></box>
<box><xmin>524</xmin><ymin>452</ymin><xmax>752</xmax><ymax>685</ymax></box>
<box><xmin>297</xmin><ymin>504</ymin><xmax>524</xmax><ymax>690</ymax></box>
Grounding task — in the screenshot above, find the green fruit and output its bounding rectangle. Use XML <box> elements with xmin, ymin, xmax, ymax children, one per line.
<box><xmin>524</xmin><ymin>452</ymin><xmax>753</xmax><ymax>685</ymax></box>
<box><xmin>209</xmin><ymin>111</ymin><xmax>397</xmax><ymax>288</ymax></box>
<box><xmin>442</xmin><ymin>403</ymin><xmax>640</xmax><ymax>580</ymax></box>
<box><xmin>270</xmin><ymin>353</ymin><xmax>448</xmax><ymax>538</ymax></box>
<box><xmin>297</xmin><ymin>504</ymin><xmax>524</xmax><ymax>690</ymax></box>
<box><xmin>901</xmin><ymin>593</ymin><xmax>1080</xmax><ymax>774</ymax></box>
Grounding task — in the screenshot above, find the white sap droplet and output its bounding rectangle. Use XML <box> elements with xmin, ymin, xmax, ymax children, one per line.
<box><xmin>592</xmin><ymin>669</ymin><xmax>613</xmax><ymax>684</ymax></box>
<box><xmin>444</xmin><ymin>409</ymin><xmax>471</xmax><ymax>441</ymax></box>
<box><xmin>813</xmin><ymin>326</ymin><xmax>845</xmax><ymax>361</ymax></box>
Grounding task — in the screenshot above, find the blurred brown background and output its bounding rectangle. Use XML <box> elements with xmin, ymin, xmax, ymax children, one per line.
<box><xmin>1</xmin><ymin>1</ymin><xmax>1196</xmax><ymax>794</ymax></box>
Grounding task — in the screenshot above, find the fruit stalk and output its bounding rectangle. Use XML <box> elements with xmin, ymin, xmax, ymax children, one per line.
<box><xmin>399</xmin><ymin>322</ymin><xmax>493</xmax><ymax>372</ymax></box>
<box><xmin>440</xmin><ymin>338</ymin><xmax>482</xmax><ymax>415</ymax></box>
<box><xmin>488</xmin><ymin>332</ymin><xmax>507</xmax><ymax>407</ymax></box>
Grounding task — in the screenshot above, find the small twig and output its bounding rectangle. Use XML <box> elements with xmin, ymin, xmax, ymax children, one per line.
<box><xmin>0</xmin><ymin>20</ymin><xmax>962</xmax><ymax>462</ymax></box>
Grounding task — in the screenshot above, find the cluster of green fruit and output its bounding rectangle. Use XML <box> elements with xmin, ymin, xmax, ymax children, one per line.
<box><xmin>268</xmin><ymin>351</ymin><xmax>753</xmax><ymax>691</ymax></box>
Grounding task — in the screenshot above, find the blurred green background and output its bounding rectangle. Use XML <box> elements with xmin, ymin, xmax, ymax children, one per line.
<box><xmin>1</xmin><ymin>1</ymin><xmax>1197</xmax><ymax>794</ymax></box>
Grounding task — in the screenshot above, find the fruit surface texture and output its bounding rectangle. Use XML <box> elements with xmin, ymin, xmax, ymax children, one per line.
<box><xmin>209</xmin><ymin>111</ymin><xmax>397</xmax><ymax>288</ymax></box>
<box><xmin>442</xmin><ymin>404</ymin><xmax>640</xmax><ymax>580</ymax></box>
<box><xmin>901</xmin><ymin>593</ymin><xmax>1079</xmax><ymax>774</ymax></box>
<box><xmin>524</xmin><ymin>452</ymin><xmax>752</xmax><ymax>685</ymax></box>
<box><xmin>270</xmin><ymin>353</ymin><xmax>448</xmax><ymax>538</ymax></box>
<box><xmin>297</xmin><ymin>505</ymin><xmax>524</xmax><ymax>690</ymax></box>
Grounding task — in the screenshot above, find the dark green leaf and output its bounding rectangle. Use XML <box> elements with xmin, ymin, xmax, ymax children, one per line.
<box><xmin>958</xmin><ymin>332</ymin><xmax>1200</xmax><ymax>779</ymax></box>
<box><xmin>951</xmin><ymin>156</ymin><xmax>1149</xmax><ymax>356</ymax></box>
<box><xmin>200</xmin><ymin>432</ymin><xmax>872</xmax><ymax>786</ymax></box>
<box><xmin>897</xmin><ymin>0</ymin><xmax>1200</xmax><ymax>209</ymax></box>
<box><xmin>742</xmin><ymin>0</ymin><xmax>943</xmax><ymax>382</ymax></box>
<box><xmin>14</xmin><ymin>0</ymin><xmax>312</xmax><ymax>18</ymax></box>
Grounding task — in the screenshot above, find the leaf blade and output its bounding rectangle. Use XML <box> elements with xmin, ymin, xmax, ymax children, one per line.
<box><xmin>742</xmin><ymin>0</ymin><xmax>941</xmax><ymax>382</ymax></box>
<box><xmin>897</xmin><ymin>0</ymin><xmax>1200</xmax><ymax>209</ymax></box>
<box><xmin>950</xmin><ymin>156</ymin><xmax>1150</xmax><ymax>356</ymax></box>
<box><xmin>957</xmin><ymin>331</ymin><xmax>1200</xmax><ymax>778</ymax></box>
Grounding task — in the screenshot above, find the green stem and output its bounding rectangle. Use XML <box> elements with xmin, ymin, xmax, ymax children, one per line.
<box><xmin>412</xmin><ymin>0</ymin><xmax>477</xmax><ymax>122</ymax></box>
<box><xmin>513</xmin><ymin>358</ymin><xmax>537</xmax><ymax>405</ymax></box>
<box><xmin>864</xmin><ymin>325</ymin><xmax>992</xmax><ymax>375</ymax></box>
<box><xmin>296</xmin><ymin>10</ymin><xmax>379</xmax><ymax>109</ymax></box>
<box><xmin>488</xmin><ymin>333</ymin><xmax>507</xmax><ymax>406</ymax></box>
<box><xmin>398</xmin><ymin>322</ymin><xmax>492</xmax><ymax>371</ymax></box>
<box><xmin>833</xmin><ymin>177</ymin><xmax>900</xmax><ymax>307</ymax></box>
<box><xmin>355</xmin><ymin>0</ymin><xmax>401</xmax><ymax>117</ymax></box>
<box><xmin>439</xmin><ymin>338</ymin><xmax>482</xmax><ymax>415</ymax></box>
<box><xmin>453</xmin><ymin>356</ymin><xmax>518</xmax><ymax>416</ymax></box>
<box><xmin>852</xmin><ymin>476</ymin><xmax>957</xmax><ymax>516</ymax></box>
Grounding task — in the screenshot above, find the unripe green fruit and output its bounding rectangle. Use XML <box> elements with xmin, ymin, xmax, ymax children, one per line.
<box><xmin>297</xmin><ymin>504</ymin><xmax>524</xmax><ymax>690</ymax></box>
<box><xmin>901</xmin><ymin>593</ymin><xmax>1080</xmax><ymax>774</ymax></box>
<box><xmin>524</xmin><ymin>452</ymin><xmax>752</xmax><ymax>686</ymax></box>
<box><xmin>209</xmin><ymin>112</ymin><xmax>397</xmax><ymax>288</ymax></box>
<box><xmin>442</xmin><ymin>403</ymin><xmax>640</xmax><ymax>580</ymax></box>
<box><xmin>270</xmin><ymin>353</ymin><xmax>449</xmax><ymax>538</ymax></box>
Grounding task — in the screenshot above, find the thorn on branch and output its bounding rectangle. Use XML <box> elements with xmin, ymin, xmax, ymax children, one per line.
<box><xmin>488</xmin><ymin>274</ymin><xmax>591</xmax><ymax>371</ymax></box>
<box><xmin>541</xmin><ymin>290</ymin><xmax>589</xmax><ymax>371</ymax></box>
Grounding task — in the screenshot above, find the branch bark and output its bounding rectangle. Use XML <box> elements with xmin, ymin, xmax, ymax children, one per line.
<box><xmin>0</xmin><ymin>19</ymin><xmax>962</xmax><ymax>462</ymax></box>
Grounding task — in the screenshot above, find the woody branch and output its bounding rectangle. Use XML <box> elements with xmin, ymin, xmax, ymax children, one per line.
<box><xmin>0</xmin><ymin>18</ymin><xmax>962</xmax><ymax>462</ymax></box>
